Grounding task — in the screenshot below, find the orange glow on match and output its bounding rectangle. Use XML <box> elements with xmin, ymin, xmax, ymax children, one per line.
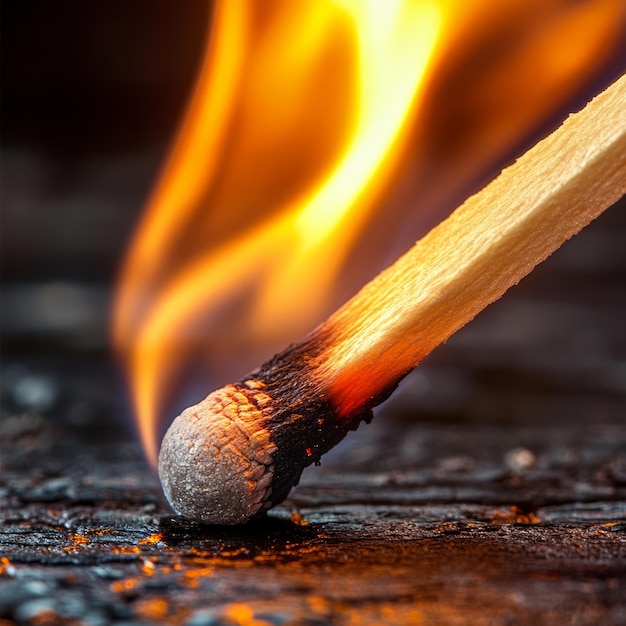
<box><xmin>113</xmin><ymin>0</ymin><xmax>625</xmax><ymax>465</ymax></box>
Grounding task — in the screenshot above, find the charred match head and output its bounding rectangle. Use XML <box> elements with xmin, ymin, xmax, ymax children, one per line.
<box><xmin>158</xmin><ymin>340</ymin><xmax>374</xmax><ymax>525</ymax></box>
<box><xmin>158</xmin><ymin>382</ymin><xmax>277</xmax><ymax>525</ymax></box>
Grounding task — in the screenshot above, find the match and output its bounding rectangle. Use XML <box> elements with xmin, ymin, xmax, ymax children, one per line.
<box><xmin>159</xmin><ymin>73</ymin><xmax>626</xmax><ymax>525</ymax></box>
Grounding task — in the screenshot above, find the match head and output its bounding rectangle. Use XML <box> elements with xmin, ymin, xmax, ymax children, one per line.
<box><xmin>158</xmin><ymin>382</ymin><xmax>277</xmax><ymax>525</ymax></box>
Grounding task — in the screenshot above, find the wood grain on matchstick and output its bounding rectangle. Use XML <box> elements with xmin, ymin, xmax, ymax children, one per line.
<box><xmin>159</xmin><ymin>74</ymin><xmax>626</xmax><ymax>524</ymax></box>
<box><xmin>320</xmin><ymin>72</ymin><xmax>626</xmax><ymax>416</ymax></box>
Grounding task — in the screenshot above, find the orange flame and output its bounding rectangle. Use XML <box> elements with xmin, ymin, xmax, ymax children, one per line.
<box><xmin>114</xmin><ymin>0</ymin><xmax>625</xmax><ymax>466</ymax></box>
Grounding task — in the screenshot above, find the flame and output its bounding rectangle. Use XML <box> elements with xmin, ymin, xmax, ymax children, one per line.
<box><xmin>114</xmin><ymin>0</ymin><xmax>625</xmax><ymax>466</ymax></box>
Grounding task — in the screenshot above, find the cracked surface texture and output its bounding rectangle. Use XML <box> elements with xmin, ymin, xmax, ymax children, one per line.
<box><xmin>158</xmin><ymin>383</ymin><xmax>276</xmax><ymax>525</ymax></box>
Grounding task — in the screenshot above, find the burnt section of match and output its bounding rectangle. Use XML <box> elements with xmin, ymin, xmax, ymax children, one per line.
<box><xmin>158</xmin><ymin>328</ymin><xmax>402</xmax><ymax>525</ymax></box>
<box><xmin>246</xmin><ymin>329</ymin><xmax>399</xmax><ymax>510</ymax></box>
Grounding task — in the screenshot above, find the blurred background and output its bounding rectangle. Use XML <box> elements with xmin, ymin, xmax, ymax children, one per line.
<box><xmin>2</xmin><ymin>1</ymin><xmax>625</xmax><ymax>447</ymax></box>
<box><xmin>2</xmin><ymin>1</ymin><xmax>209</xmax><ymax>350</ymax></box>
<box><xmin>2</xmin><ymin>2</ymin><xmax>211</xmax><ymax>439</ymax></box>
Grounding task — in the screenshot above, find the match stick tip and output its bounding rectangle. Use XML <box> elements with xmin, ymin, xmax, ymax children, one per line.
<box><xmin>158</xmin><ymin>342</ymin><xmax>375</xmax><ymax>524</ymax></box>
<box><xmin>158</xmin><ymin>383</ymin><xmax>277</xmax><ymax>525</ymax></box>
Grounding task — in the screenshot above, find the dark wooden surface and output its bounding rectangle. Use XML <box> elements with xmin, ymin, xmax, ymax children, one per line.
<box><xmin>1</xmin><ymin>203</ymin><xmax>626</xmax><ymax>625</ymax></box>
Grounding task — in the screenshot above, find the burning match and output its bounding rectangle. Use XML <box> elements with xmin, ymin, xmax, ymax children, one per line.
<box><xmin>159</xmin><ymin>74</ymin><xmax>626</xmax><ymax>524</ymax></box>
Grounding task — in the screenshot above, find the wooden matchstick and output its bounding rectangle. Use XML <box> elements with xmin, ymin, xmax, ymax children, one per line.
<box><xmin>159</xmin><ymin>74</ymin><xmax>626</xmax><ymax>525</ymax></box>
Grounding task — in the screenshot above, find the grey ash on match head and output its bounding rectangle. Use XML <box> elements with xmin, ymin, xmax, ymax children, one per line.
<box><xmin>158</xmin><ymin>380</ymin><xmax>278</xmax><ymax>525</ymax></box>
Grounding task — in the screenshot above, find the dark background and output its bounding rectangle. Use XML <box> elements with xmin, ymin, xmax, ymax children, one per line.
<box><xmin>2</xmin><ymin>1</ymin><xmax>210</xmax><ymax>352</ymax></box>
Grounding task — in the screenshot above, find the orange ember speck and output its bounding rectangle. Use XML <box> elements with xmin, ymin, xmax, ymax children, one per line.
<box><xmin>223</xmin><ymin>603</ymin><xmax>271</xmax><ymax>626</ymax></box>
<box><xmin>491</xmin><ymin>506</ymin><xmax>542</xmax><ymax>525</ymax></box>
<box><xmin>140</xmin><ymin>559</ymin><xmax>156</xmax><ymax>576</ymax></box>
<box><xmin>64</xmin><ymin>533</ymin><xmax>90</xmax><ymax>552</ymax></box>
<box><xmin>135</xmin><ymin>598</ymin><xmax>171</xmax><ymax>621</ymax></box>
<box><xmin>111</xmin><ymin>546</ymin><xmax>141</xmax><ymax>555</ymax></box>
<box><xmin>290</xmin><ymin>511</ymin><xmax>309</xmax><ymax>526</ymax></box>
<box><xmin>138</xmin><ymin>532</ymin><xmax>165</xmax><ymax>546</ymax></box>
<box><xmin>0</xmin><ymin>557</ymin><xmax>16</xmax><ymax>577</ymax></box>
<box><xmin>110</xmin><ymin>578</ymin><xmax>139</xmax><ymax>593</ymax></box>
<box><xmin>179</xmin><ymin>567</ymin><xmax>215</xmax><ymax>589</ymax></box>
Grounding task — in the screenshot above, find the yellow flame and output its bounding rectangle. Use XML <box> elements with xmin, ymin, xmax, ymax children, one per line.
<box><xmin>114</xmin><ymin>0</ymin><xmax>625</xmax><ymax>465</ymax></box>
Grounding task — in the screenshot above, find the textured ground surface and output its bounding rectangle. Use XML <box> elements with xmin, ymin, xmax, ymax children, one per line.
<box><xmin>1</xmin><ymin>205</ymin><xmax>625</xmax><ymax>625</ymax></box>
